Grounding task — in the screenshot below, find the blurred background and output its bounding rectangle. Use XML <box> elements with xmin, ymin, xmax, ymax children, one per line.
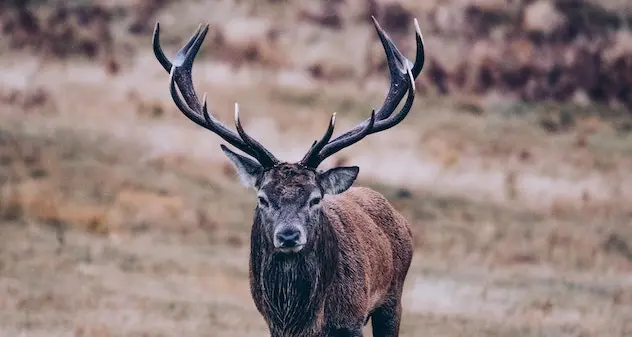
<box><xmin>0</xmin><ymin>0</ymin><xmax>631</xmax><ymax>336</ymax></box>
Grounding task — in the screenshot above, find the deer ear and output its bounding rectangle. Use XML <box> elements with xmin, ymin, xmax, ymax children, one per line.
<box><xmin>318</xmin><ymin>166</ymin><xmax>359</xmax><ymax>195</ymax></box>
<box><xmin>220</xmin><ymin>145</ymin><xmax>262</xmax><ymax>188</ymax></box>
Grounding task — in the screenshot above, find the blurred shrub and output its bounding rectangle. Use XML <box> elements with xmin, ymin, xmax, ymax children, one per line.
<box><xmin>0</xmin><ymin>0</ymin><xmax>114</xmax><ymax>58</ymax></box>
<box><xmin>419</xmin><ymin>0</ymin><xmax>632</xmax><ymax>110</ymax></box>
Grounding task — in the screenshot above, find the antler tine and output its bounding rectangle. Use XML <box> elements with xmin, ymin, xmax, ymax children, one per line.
<box><xmin>412</xmin><ymin>18</ymin><xmax>425</xmax><ymax>77</ymax></box>
<box><xmin>168</xmin><ymin>68</ymin><xmax>257</xmax><ymax>159</ymax></box>
<box><xmin>173</xmin><ymin>25</ymin><xmax>208</xmax><ymax>112</ymax></box>
<box><xmin>315</xmin><ymin>111</ymin><xmax>376</xmax><ymax>165</ymax></box>
<box><xmin>369</xmin><ymin>65</ymin><xmax>415</xmax><ymax>133</ymax></box>
<box><xmin>155</xmin><ymin>22</ymin><xmax>209</xmax><ymax>113</ymax></box>
<box><xmin>300</xmin><ymin>18</ymin><xmax>422</xmax><ymax>168</ymax></box>
<box><xmin>158</xmin><ymin>23</ymin><xmax>279</xmax><ymax>167</ymax></box>
<box><xmin>300</xmin><ymin>113</ymin><xmax>336</xmax><ymax>166</ymax></box>
<box><xmin>365</xmin><ymin>16</ymin><xmax>423</xmax><ymax>124</ymax></box>
<box><xmin>233</xmin><ymin>103</ymin><xmax>278</xmax><ymax>168</ymax></box>
<box><xmin>153</xmin><ymin>23</ymin><xmax>206</xmax><ymax>73</ymax></box>
<box><xmin>152</xmin><ymin>22</ymin><xmax>171</xmax><ymax>72</ymax></box>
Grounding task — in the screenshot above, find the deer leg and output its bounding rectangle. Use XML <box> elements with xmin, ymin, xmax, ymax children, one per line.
<box><xmin>370</xmin><ymin>298</ymin><xmax>402</xmax><ymax>337</ymax></box>
<box><xmin>328</xmin><ymin>327</ymin><xmax>364</xmax><ymax>337</ymax></box>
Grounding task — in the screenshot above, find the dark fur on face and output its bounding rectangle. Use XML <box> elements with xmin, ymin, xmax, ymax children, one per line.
<box><xmin>259</xmin><ymin>164</ymin><xmax>320</xmax><ymax>207</ymax></box>
<box><xmin>256</xmin><ymin>164</ymin><xmax>323</xmax><ymax>253</ymax></box>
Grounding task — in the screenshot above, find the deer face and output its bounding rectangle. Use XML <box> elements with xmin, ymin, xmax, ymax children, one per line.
<box><xmin>222</xmin><ymin>148</ymin><xmax>358</xmax><ymax>253</ymax></box>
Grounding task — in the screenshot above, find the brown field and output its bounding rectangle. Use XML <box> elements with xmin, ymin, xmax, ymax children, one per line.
<box><xmin>1</xmin><ymin>0</ymin><xmax>632</xmax><ymax>336</ymax></box>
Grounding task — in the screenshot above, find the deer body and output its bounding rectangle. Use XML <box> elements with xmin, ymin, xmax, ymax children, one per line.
<box><xmin>250</xmin><ymin>185</ymin><xmax>413</xmax><ymax>337</ymax></box>
<box><xmin>154</xmin><ymin>15</ymin><xmax>424</xmax><ymax>337</ymax></box>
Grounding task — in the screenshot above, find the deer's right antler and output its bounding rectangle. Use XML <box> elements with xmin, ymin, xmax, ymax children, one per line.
<box><xmin>153</xmin><ymin>23</ymin><xmax>279</xmax><ymax>169</ymax></box>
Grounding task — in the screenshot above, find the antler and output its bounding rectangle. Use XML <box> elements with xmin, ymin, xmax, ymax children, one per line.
<box><xmin>153</xmin><ymin>23</ymin><xmax>279</xmax><ymax>168</ymax></box>
<box><xmin>300</xmin><ymin>17</ymin><xmax>424</xmax><ymax>169</ymax></box>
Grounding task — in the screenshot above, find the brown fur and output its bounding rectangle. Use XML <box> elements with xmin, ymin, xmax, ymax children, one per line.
<box><xmin>323</xmin><ymin>188</ymin><xmax>413</xmax><ymax>333</ymax></box>
<box><xmin>249</xmin><ymin>164</ymin><xmax>414</xmax><ymax>337</ymax></box>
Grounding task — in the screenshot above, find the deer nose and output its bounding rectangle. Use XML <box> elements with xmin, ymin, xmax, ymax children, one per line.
<box><xmin>275</xmin><ymin>228</ymin><xmax>301</xmax><ymax>247</ymax></box>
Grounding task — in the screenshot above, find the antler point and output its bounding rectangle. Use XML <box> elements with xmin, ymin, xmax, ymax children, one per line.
<box><xmin>371</xmin><ymin>16</ymin><xmax>381</xmax><ymax>29</ymax></box>
<box><xmin>414</xmin><ymin>18</ymin><xmax>423</xmax><ymax>41</ymax></box>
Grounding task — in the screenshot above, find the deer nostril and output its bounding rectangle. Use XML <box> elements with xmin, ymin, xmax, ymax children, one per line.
<box><xmin>276</xmin><ymin>229</ymin><xmax>301</xmax><ymax>247</ymax></box>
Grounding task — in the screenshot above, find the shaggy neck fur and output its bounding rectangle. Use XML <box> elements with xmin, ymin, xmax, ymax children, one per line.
<box><xmin>250</xmin><ymin>211</ymin><xmax>339</xmax><ymax>337</ymax></box>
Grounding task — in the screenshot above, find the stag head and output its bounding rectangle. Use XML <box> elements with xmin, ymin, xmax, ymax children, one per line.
<box><xmin>153</xmin><ymin>18</ymin><xmax>424</xmax><ymax>253</ymax></box>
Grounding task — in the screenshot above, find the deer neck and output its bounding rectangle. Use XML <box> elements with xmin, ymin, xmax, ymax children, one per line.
<box><xmin>250</xmin><ymin>214</ymin><xmax>339</xmax><ymax>336</ymax></box>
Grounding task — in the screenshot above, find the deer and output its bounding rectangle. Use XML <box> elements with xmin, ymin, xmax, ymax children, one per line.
<box><xmin>152</xmin><ymin>16</ymin><xmax>424</xmax><ymax>337</ymax></box>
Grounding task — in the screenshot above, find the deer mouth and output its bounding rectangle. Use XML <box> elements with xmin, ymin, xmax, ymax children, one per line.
<box><xmin>277</xmin><ymin>244</ymin><xmax>305</xmax><ymax>253</ymax></box>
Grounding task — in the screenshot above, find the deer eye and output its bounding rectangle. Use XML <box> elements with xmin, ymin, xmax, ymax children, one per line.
<box><xmin>258</xmin><ymin>196</ymin><xmax>270</xmax><ymax>208</ymax></box>
<box><xmin>309</xmin><ymin>197</ymin><xmax>322</xmax><ymax>207</ymax></box>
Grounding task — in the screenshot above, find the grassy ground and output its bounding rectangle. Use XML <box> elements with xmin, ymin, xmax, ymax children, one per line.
<box><xmin>1</xmin><ymin>0</ymin><xmax>632</xmax><ymax>336</ymax></box>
